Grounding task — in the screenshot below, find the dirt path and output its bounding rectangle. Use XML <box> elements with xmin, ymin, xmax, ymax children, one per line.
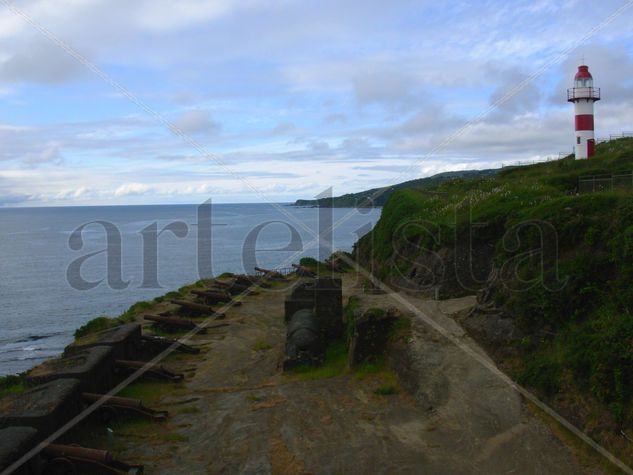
<box><xmin>77</xmin><ymin>274</ymin><xmax>596</xmax><ymax>474</ymax></box>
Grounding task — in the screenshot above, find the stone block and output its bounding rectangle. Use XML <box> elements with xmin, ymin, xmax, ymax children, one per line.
<box><xmin>0</xmin><ymin>426</ymin><xmax>39</xmax><ymax>474</ymax></box>
<box><xmin>0</xmin><ymin>379</ymin><xmax>81</xmax><ymax>438</ymax></box>
<box><xmin>314</xmin><ymin>277</ymin><xmax>343</xmax><ymax>339</ymax></box>
<box><xmin>348</xmin><ymin>307</ymin><xmax>399</xmax><ymax>368</ymax></box>
<box><xmin>64</xmin><ymin>323</ymin><xmax>142</xmax><ymax>360</ymax></box>
<box><xmin>26</xmin><ymin>346</ymin><xmax>114</xmax><ymax>393</ymax></box>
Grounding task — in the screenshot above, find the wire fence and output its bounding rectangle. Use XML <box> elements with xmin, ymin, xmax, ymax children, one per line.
<box><xmin>578</xmin><ymin>172</ymin><xmax>633</xmax><ymax>193</ymax></box>
<box><xmin>596</xmin><ymin>132</ymin><xmax>633</xmax><ymax>144</ymax></box>
<box><xmin>502</xmin><ymin>132</ymin><xmax>633</xmax><ymax>169</ymax></box>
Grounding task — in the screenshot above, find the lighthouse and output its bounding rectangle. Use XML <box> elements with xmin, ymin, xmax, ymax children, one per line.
<box><xmin>567</xmin><ymin>64</ymin><xmax>600</xmax><ymax>159</ymax></box>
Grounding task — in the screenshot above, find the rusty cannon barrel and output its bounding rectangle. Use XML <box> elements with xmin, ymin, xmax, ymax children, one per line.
<box><xmin>141</xmin><ymin>334</ymin><xmax>201</xmax><ymax>354</ymax></box>
<box><xmin>190</xmin><ymin>289</ymin><xmax>241</xmax><ymax>306</ymax></box>
<box><xmin>254</xmin><ymin>267</ymin><xmax>283</xmax><ymax>280</ymax></box>
<box><xmin>43</xmin><ymin>443</ymin><xmax>144</xmax><ymax>474</ymax></box>
<box><xmin>82</xmin><ymin>392</ymin><xmax>168</xmax><ymax>420</ymax></box>
<box><xmin>115</xmin><ymin>359</ymin><xmax>184</xmax><ymax>382</ymax></box>
<box><xmin>170</xmin><ymin>299</ymin><xmax>225</xmax><ymax>318</ymax></box>
<box><xmin>292</xmin><ymin>263</ymin><xmax>316</xmax><ymax>277</ymax></box>
<box><xmin>211</xmin><ymin>279</ymin><xmax>232</xmax><ymax>288</ymax></box>
<box><xmin>143</xmin><ymin>314</ymin><xmax>204</xmax><ymax>332</ymax></box>
<box><xmin>236</xmin><ymin>274</ymin><xmax>272</xmax><ymax>288</ymax></box>
<box><xmin>44</xmin><ymin>444</ymin><xmax>112</xmax><ymax>464</ymax></box>
<box><xmin>82</xmin><ymin>392</ymin><xmax>143</xmax><ymax>409</ymax></box>
<box><xmin>191</xmin><ymin>289</ymin><xmax>231</xmax><ymax>301</ymax></box>
<box><xmin>283</xmin><ymin>309</ymin><xmax>324</xmax><ymax>371</ymax></box>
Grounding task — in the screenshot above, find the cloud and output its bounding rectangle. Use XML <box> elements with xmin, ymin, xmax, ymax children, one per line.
<box><xmin>271</xmin><ymin>122</ymin><xmax>295</xmax><ymax>135</ymax></box>
<box><xmin>22</xmin><ymin>143</ymin><xmax>64</xmax><ymax>167</ymax></box>
<box><xmin>114</xmin><ymin>183</ymin><xmax>152</xmax><ymax>197</ymax></box>
<box><xmin>0</xmin><ymin>39</ymin><xmax>84</xmax><ymax>84</ymax></box>
<box><xmin>352</xmin><ymin>67</ymin><xmax>416</xmax><ymax>110</ymax></box>
<box><xmin>171</xmin><ymin>109</ymin><xmax>220</xmax><ymax>135</ymax></box>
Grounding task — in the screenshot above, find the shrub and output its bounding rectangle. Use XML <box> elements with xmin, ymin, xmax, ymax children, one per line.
<box><xmin>74</xmin><ymin>316</ymin><xmax>119</xmax><ymax>339</ymax></box>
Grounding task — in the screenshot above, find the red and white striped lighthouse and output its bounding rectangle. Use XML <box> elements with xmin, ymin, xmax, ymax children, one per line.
<box><xmin>567</xmin><ymin>64</ymin><xmax>600</xmax><ymax>159</ymax></box>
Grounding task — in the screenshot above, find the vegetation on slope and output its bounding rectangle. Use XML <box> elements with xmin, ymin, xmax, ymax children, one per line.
<box><xmin>354</xmin><ymin>138</ymin><xmax>633</xmax><ymax>430</ymax></box>
<box><xmin>293</xmin><ymin>169</ymin><xmax>497</xmax><ymax>207</ymax></box>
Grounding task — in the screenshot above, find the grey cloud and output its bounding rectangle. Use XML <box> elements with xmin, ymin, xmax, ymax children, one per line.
<box><xmin>0</xmin><ymin>39</ymin><xmax>84</xmax><ymax>84</ymax></box>
<box><xmin>271</xmin><ymin>122</ymin><xmax>295</xmax><ymax>135</ymax></box>
<box><xmin>22</xmin><ymin>143</ymin><xmax>64</xmax><ymax>167</ymax></box>
<box><xmin>172</xmin><ymin>109</ymin><xmax>220</xmax><ymax>135</ymax></box>
<box><xmin>322</xmin><ymin>113</ymin><xmax>347</xmax><ymax>125</ymax></box>
<box><xmin>353</xmin><ymin>68</ymin><xmax>416</xmax><ymax>110</ymax></box>
<box><xmin>485</xmin><ymin>65</ymin><xmax>540</xmax><ymax>120</ymax></box>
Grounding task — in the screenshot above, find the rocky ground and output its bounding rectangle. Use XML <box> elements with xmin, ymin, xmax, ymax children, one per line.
<box><xmin>72</xmin><ymin>273</ymin><xmax>602</xmax><ymax>474</ymax></box>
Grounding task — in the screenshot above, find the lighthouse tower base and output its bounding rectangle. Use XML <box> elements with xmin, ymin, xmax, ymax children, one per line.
<box><xmin>575</xmin><ymin>131</ymin><xmax>595</xmax><ymax>160</ymax></box>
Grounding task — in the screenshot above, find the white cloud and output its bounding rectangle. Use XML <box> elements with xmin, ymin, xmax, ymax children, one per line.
<box><xmin>114</xmin><ymin>183</ymin><xmax>152</xmax><ymax>197</ymax></box>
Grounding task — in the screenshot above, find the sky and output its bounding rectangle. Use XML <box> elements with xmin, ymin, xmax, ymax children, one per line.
<box><xmin>0</xmin><ymin>0</ymin><xmax>633</xmax><ymax>206</ymax></box>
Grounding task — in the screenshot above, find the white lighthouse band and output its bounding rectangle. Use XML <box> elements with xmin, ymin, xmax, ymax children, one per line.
<box><xmin>567</xmin><ymin>65</ymin><xmax>600</xmax><ymax>160</ymax></box>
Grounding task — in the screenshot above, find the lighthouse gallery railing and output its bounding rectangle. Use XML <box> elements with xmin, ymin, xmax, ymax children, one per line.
<box><xmin>567</xmin><ymin>87</ymin><xmax>601</xmax><ymax>101</ymax></box>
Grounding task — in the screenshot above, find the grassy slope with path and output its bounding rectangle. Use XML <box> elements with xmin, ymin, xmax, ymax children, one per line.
<box><xmin>355</xmin><ymin>137</ymin><xmax>633</xmax><ymax>466</ymax></box>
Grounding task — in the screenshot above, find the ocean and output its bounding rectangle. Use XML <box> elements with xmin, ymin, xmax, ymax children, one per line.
<box><xmin>0</xmin><ymin>203</ymin><xmax>381</xmax><ymax>376</ymax></box>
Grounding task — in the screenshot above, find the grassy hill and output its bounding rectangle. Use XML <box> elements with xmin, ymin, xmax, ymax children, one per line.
<box><xmin>354</xmin><ymin>137</ymin><xmax>633</xmax><ymax>462</ymax></box>
<box><xmin>293</xmin><ymin>169</ymin><xmax>497</xmax><ymax>207</ymax></box>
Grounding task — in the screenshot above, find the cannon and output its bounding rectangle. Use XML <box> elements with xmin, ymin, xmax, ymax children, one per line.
<box><xmin>283</xmin><ymin>309</ymin><xmax>324</xmax><ymax>370</ymax></box>
<box><xmin>211</xmin><ymin>279</ymin><xmax>232</xmax><ymax>288</ymax></box>
<box><xmin>115</xmin><ymin>360</ymin><xmax>183</xmax><ymax>382</ymax></box>
<box><xmin>254</xmin><ymin>267</ymin><xmax>284</xmax><ymax>281</ymax></box>
<box><xmin>236</xmin><ymin>274</ymin><xmax>272</xmax><ymax>288</ymax></box>
<box><xmin>141</xmin><ymin>335</ymin><xmax>200</xmax><ymax>355</ymax></box>
<box><xmin>191</xmin><ymin>289</ymin><xmax>232</xmax><ymax>302</ymax></box>
<box><xmin>190</xmin><ymin>289</ymin><xmax>241</xmax><ymax>307</ymax></box>
<box><xmin>143</xmin><ymin>314</ymin><xmax>205</xmax><ymax>333</ymax></box>
<box><xmin>82</xmin><ymin>392</ymin><xmax>168</xmax><ymax>421</ymax></box>
<box><xmin>292</xmin><ymin>264</ymin><xmax>316</xmax><ymax>277</ymax></box>
<box><xmin>42</xmin><ymin>443</ymin><xmax>143</xmax><ymax>475</ymax></box>
<box><xmin>170</xmin><ymin>299</ymin><xmax>225</xmax><ymax>318</ymax></box>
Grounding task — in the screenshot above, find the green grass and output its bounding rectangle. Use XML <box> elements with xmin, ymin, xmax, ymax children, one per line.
<box><xmin>74</xmin><ymin>316</ymin><xmax>121</xmax><ymax>339</ymax></box>
<box><xmin>0</xmin><ymin>375</ymin><xmax>26</xmax><ymax>398</ymax></box>
<box><xmin>119</xmin><ymin>300</ymin><xmax>153</xmax><ymax>322</ymax></box>
<box><xmin>161</xmin><ymin>433</ymin><xmax>189</xmax><ymax>443</ymax></box>
<box><xmin>75</xmin><ymin>298</ymin><xmax>157</xmax><ymax>339</ymax></box>
<box><xmin>116</xmin><ymin>381</ymin><xmax>183</xmax><ymax>403</ymax></box>
<box><xmin>149</xmin><ymin>326</ymin><xmax>191</xmax><ymax>337</ymax></box>
<box><xmin>289</xmin><ymin>340</ymin><xmax>348</xmax><ymax>380</ymax></box>
<box><xmin>298</xmin><ymin>257</ymin><xmax>331</xmax><ymax>275</ymax></box>
<box><xmin>354</xmin><ymin>358</ymin><xmax>385</xmax><ymax>380</ymax></box>
<box><xmin>374</xmin><ymin>384</ymin><xmax>399</xmax><ymax>396</ymax></box>
<box><xmin>253</xmin><ymin>340</ymin><xmax>273</xmax><ymax>351</ymax></box>
<box><xmin>392</xmin><ymin>316</ymin><xmax>411</xmax><ymax>333</ymax></box>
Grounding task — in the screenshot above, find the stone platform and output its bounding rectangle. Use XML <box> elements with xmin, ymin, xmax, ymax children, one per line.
<box><xmin>0</xmin><ymin>379</ymin><xmax>81</xmax><ymax>438</ymax></box>
<box><xmin>26</xmin><ymin>345</ymin><xmax>114</xmax><ymax>393</ymax></box>
<box><xmin>64</xmin><ymin>323</ymin><xmax>142</xmax><ymax>360</ymax></box>
<box><xmin>0</xmin><ymin>426</ymin><xmax>39</xmax><ymax>474</ymax></box>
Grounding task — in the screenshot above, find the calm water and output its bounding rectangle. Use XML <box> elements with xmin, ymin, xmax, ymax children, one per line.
<box><xmin>0</xmin><ymin>203</ymin><xmax>380</xmax><ymax>376</ymax></box>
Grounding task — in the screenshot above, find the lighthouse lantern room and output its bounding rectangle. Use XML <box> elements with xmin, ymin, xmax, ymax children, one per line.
<box><xmin>567</xmin><ymin>64</ymin><xmax>600</xmax><ymax>159</ymax></box>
